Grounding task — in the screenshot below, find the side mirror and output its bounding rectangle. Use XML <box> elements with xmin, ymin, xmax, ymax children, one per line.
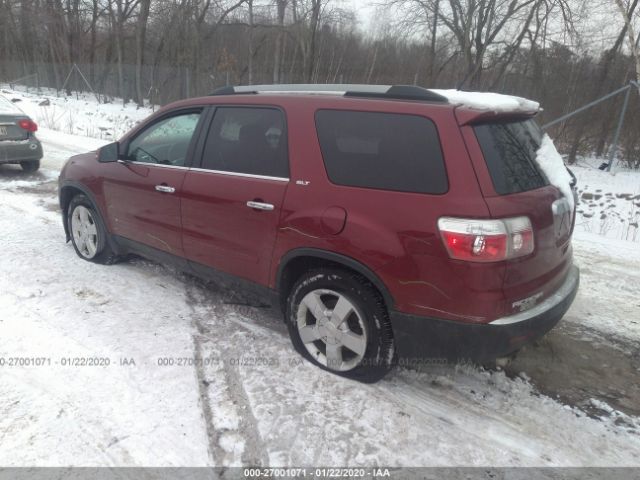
<box><xmin>98</xmin><ymin>142</ymin><xmax>120</xmax><ymax>163</ymax></box>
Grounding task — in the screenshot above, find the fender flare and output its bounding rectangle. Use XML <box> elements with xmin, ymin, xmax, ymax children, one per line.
<box><xmin>276</xmin><ymin>247</ymin><xmax>395</xmax><ymax>309</ymax></box>
<box><xmin>59</xmin><ymin>181</ymin><xmax>110</xmax><ymax>242</ymax></box>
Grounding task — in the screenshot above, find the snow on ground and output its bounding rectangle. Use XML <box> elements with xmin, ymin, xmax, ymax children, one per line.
<box><xmin>1</xmin><ymin>86</ymin><xmax>639</xmax><ymax>467</ymax></box>
<box><xmin>0</xmin><ymin>93</ymin><xmax>23</xmax><ymax>114</ymax></box>
<box><xmin>564</xmin><ymin>157</ymin><xmax>640</xmax><ymax>339</ymax></box>
<box><xmin>0</xmin><ymin>137</ymin><xmax>212</xmax><ymax>466</ymax></box>
<box><xmin>569</xmin><ymin>231</ymin><xmax>640</xmax><ymax>341</ymax></box>
<box><xmin>1</xmin><ymin>84</ymin><xmax>153</xmax><ymax>141</ymax></box>
<box><xmin>571</xmin><ymin>156</ymin><xmax>640</xmax><ymax>242</ymax></box>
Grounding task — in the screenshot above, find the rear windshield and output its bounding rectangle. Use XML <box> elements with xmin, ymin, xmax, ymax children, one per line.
<box><xmin>474</xmin><ymin>119</ymin><xmax>548</xmax><ymax>195</ymax></box>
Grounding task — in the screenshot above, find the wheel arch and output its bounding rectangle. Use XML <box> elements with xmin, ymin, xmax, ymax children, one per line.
<box><xmin>275</xmin><ymin>248</ymin><xmax>395</xmax><ymax>312</ymax></box>
<box><xmin>59</xmin><ymin>181</ymin><xmax>107</xmax><ymax>242</ymax></box>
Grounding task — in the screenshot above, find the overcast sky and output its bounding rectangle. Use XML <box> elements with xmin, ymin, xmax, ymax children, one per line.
<box><xmin>341</xmin><ymin>0</ymin><xmax>624</xmax><ymax>54</ymax></box>
<box><xmin>344</xmin><ymin>0</ymin><xmax>378</xmax><ymax>31</ymax></box>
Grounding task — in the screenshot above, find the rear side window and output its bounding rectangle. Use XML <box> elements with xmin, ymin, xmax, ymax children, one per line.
<box><xmin>201</xmin><ymin>107</ymin><xmax>288</xmax><ymax>178</ymax></box>
<box><xmin>474</xmin><ymin>119</ymin><xmax>548</xmax><ymax>195</ymax></box>
<box><xmin>315</xmin><ymin>110</ymin><xmax>448</xmax><ymax>194</ymax></box>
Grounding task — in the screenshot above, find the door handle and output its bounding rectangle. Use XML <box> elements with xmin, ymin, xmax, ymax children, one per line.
<box><xmin>246</xmin><ymin>200</ymin><xmax>274</xmax><ymax>211</ymax></box>
<box><xmin>155</xmin><ymin>184</ymin><xmax>175</xmax><ymax>193</ymax></box>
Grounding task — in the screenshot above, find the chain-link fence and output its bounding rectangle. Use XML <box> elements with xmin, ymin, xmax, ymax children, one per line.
<box><xmin>0</xmin><ymin>60</ymin><xmax>330</xmax><ymax>107</ymax></box>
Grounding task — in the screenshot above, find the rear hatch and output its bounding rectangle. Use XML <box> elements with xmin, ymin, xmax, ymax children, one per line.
<box><xmin>0</xmin><ymin>96</ymin><xmax>28</xmax><ymax>141</ymax></box>
<box><xmin>460</xmin><ymin>114</ymin><xmax>575</xmax><ymax>316</ymax></box>
<box><xmin>0</xmin><ymin>115</ymin><xmax>29</xmax><ymax>141</ymax></box>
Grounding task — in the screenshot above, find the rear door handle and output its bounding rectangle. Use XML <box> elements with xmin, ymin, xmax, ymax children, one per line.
<box><xmin>155</xmin><ymin>184</ymin><xmax>175</xmax><ymax>193</ymax></box>
<box><xmin>246</xmin><ymin>201</ymin><xmax>274</xmax><ymax>211</ymax></box>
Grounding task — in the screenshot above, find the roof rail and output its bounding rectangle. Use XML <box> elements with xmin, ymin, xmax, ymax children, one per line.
<box><xmin>209</xmin><ymin>84</ymin><xmax>448</xmax><ymax>103</ymax></box>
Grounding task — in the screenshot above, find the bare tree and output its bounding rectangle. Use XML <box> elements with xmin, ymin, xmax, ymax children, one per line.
<box><xmin>389</xmin><ymin>0</ymin><xmax>548</xmax><ymax>88</ymax></box>
<box><xmin>135</xmin><ymin>0</ymin><xmax>151</xmax><ymax>106</ymax></box>
<box><xmin>273</xmin><ymin>0</ymin><xmax>288</xmax><ymax>83</ymax></box>
<box><xmin>614</xmin><ymin>0</ymin><xmax>640</xmax><ymax>85</ymax></box>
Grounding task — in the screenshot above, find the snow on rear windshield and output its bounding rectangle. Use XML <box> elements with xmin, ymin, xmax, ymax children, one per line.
<box><xmin>535</xmin><ymin>134</ymin><xmax>575</xmax><ymax>211</ymax></box>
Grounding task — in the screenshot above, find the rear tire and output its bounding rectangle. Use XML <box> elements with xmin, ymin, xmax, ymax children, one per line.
<box><xmin>67</xmin><ymin>194</ymin><xmax>118</xmax><ymax>265</ymax></box>
<box><xmin>285</xmin><ymin>268</ymin><xmax>396</xmax><ymax>383</ymax></box>
<box><xmin>20</xmin><ymin>160</ymin><xmax>40</xmax><ymax>172</ymax></box>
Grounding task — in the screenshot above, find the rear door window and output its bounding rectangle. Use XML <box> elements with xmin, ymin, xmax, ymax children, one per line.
<box><xmin>315</xmin><ymin>110</ymin><xmax>448</xmax><ymax>194</ymax></box>
<box><xmin>201</xmin><ymin>107</ymin><xmax>288</xmax><ymax>178</ymax></box>
<box><xmin>474</xmin><ymin>119</ymin><xmax>548</xmax><ymax>195</ymax></box>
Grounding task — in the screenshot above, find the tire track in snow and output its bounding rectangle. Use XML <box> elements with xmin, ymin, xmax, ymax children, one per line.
<box><xmin>186</xmin><ymin>282</ymin><xmax>269</xmax><ymax>467</ymax></box>
<box><xmin>190</xmin><ymin>312</ymin><xmax>223</xmax><ymax>467</ymax></box>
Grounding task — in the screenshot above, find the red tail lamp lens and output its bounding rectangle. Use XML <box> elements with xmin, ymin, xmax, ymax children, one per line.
<box><xmin>438</xmin><ymin>217</ymin><xmax>534</xmax><ymax>262</ymax></box>
<box><xmin>18</xmin><ymin>119</ymin><xmax>38</xmax><ymax>132</ymax></box>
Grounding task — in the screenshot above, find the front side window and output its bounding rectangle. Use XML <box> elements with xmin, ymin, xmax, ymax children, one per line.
<box><xmin>127</xmin><ymin>112</ymin><xmax>201</xmax><ymax>166</ymax></box>
<box><xmin>474</xmin><ymin>119</ymin><xmax>548</xmax><ymax>195</ymax></box>
<box><xmin>315</xmin><ymin>110</ymin><xmax>448</xmax><ymax>194</ymax></box>
<box><xmin>201</xmin><ymin>107</ymin><xmax>288</xmax><ymax>178</ymax></box>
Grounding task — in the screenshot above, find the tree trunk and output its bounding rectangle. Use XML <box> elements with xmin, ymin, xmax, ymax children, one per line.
<box><xmin>273</xmin><ymin>0</ymin><xmax>287</xmax><ymax>83</ymax></box>
<box><xmin>135</xmin><ymin>0</ymin><xmax>151</xmax><ymax>106</ymax></box>
<box><xmin>306</xmin><ymin>0</ymin><xmax>321</xmax><ymax>83</ymax></box>
<box><xmin>248</xmin><ymin>0</ymin><xmax>254</xmax><ymax>85</ymax></box>
<box><xmin>614</xmin><ymin>0</ymin><xmax>640</xmax><ymax>84</ymax></box>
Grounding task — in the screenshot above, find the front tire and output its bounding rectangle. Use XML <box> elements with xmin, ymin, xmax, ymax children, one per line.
<box><xmin>285</xmin><ymin>268</ymin><xmax>395</xmax><ymax>383</ymax></box>
<box><xmin>20</xmin><ymin>160</ymin><xmax>40</xmax><ymax>172</ymax></box>
<box><xmin>67</xmin><ymin>194</ymin><xmax>118</xmax><ymax>264</ymax></box>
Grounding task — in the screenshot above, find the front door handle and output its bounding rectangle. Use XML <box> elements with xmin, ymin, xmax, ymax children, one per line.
<box><xmin>155</xmin><ymin>184</ymin><xmax>175</xmax><ymax>193</ymax></box>
<box><xmin>246</xmin><ymin>200</ymin><xmax>274</xmax><ymax>211</ymax></box>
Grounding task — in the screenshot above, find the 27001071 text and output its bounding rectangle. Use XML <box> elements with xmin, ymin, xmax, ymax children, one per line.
<box><xmin>0</xmin><ymin>357</ymin><xmax>51</xmax><ymax>367</ymax></box>
<box><xmin>242</xmin><ymin>467</ymin><xmax>391</xmax><ymax>478</ymax></box>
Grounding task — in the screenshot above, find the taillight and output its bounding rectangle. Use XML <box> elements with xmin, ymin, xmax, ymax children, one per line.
<box><xmin>438</xmin><ymin>216</ymin><xmax>534</xmax><ymax>262</ymax></box>
<box><xmin>18</xmin><ymin>119</ymin><xmax>38</xmax><ymax>132</ymax></box>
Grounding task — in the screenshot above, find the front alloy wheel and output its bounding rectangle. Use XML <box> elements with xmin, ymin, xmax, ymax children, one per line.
<box><xmin>67</xmin><ymin>194</ymin><xmax>118</xmax><ymax>265</ymax></box>
<box><xmin>71</xmin><ymin>205</ymin><xmax>98</xmax><ymax>259</ymax></box>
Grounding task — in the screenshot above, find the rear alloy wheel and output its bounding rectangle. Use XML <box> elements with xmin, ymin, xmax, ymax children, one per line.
<box><xmin>67</xmin><ymin>194</ymin><xmax>118</xmax><ymax>264</ymax></box>
<box><xmin>20</xmin><ymin>160</ymin><xmax>40</xmax><ymax>172</ymax></box>
<box><xmin>286</xmin><ymin>268</ymin><xmax>395</xmax><ymax>382</ymax></box>
<box><xmin>297</xmin><ymin>289</ymin><xmax>368</xmax><ymax>371</ymax></box>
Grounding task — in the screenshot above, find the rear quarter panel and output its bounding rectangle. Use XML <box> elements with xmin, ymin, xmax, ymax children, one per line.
<box><xmin>270</xmin><ymin>97</ymin><xmax>507</xmax><ymax>323</ymax></box>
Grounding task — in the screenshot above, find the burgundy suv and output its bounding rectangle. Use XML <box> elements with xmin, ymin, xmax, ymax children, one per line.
<box><xmin>59</xmin><ymin>84</ymin><xmax>579</xmax><ymax>382</ymax></box>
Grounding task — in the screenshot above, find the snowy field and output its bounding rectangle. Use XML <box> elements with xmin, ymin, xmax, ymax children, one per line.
<box><xmin>0</xmin><ymin>87</ymin><xmax>639</xmax><ymax>467</ymax></box>
<box><xmin>0</xmin><ymin>85</ymin><xmax>153</xmax><ymax>140</ymax></box>
<box><xmin>572</xmin><ymin>157</ymin><xmax>640</xmax><ymax>243</ymax></box>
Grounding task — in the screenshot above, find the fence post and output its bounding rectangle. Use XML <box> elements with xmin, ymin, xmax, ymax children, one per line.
<box><xmin>606</xmin><ymin>84</ymin><xmax>632</xmax><ymax>172</ymax></box>
<box><xmin>185</xmin><ymin>68</ymin><xmax>190</xmax><ymax>98</ymax></box>
<box><xmin>542</xmin><ymin>84</ymin><xmax>632</xmax><ymax>130</ymax></box>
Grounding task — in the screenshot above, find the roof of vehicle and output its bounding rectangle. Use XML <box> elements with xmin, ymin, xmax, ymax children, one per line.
<box><xmin>154</xmin><ymin>84</ymin><xmax>540</xmax><ymax>129</ymax></box>
<box><xmin>209</xmin><ymin>84</ymin><xmax>540</xmax><ymax>114</ymax></box>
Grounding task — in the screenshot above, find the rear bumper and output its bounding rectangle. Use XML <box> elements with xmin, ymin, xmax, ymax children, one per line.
<box><xmin>390</xmin><ymin>265</ymin><xmax>580</xmax><ymax>364</ymax></box>
<box><xmin>0</xmin><ymin>139</ymin><xmax>43</xmax><ymax>163</ymax></box>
